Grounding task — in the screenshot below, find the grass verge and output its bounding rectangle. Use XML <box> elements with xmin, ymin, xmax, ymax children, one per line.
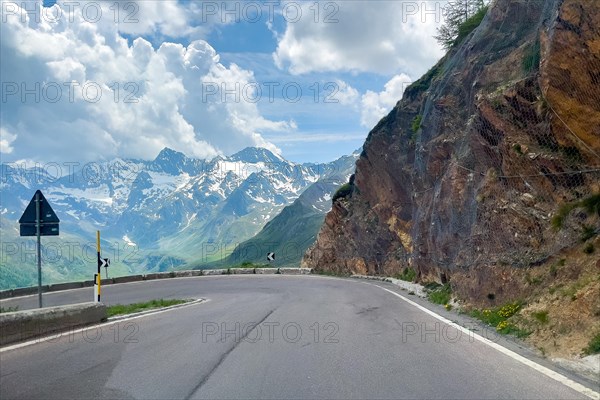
<box><xmin>469</xmin><ymin>302</ymin><xmax>531</xmax><ymax>338</ymax></box>
<box><xmin>107</xmin><ymin>299</ymin><xmax>188</xmax><ymax>317</ymax></box>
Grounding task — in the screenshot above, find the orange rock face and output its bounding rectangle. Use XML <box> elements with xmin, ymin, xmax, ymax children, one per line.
<box><xmin>303</xmin><ymin>0</ymin><xmax>600</xmax><ymax>297</ymax></box>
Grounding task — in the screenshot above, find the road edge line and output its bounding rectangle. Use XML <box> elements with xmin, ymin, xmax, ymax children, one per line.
<box><xmin>370</xmin><ymin>283</ymin><xmax>599</xmax><ymax>400</ymax></box>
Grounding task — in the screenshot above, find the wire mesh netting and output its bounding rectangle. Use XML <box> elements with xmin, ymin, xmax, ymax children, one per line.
<box><xmin>409</xmin><ymin>0</ymin><xmax>600</xmax><ymax>270</ymax></box>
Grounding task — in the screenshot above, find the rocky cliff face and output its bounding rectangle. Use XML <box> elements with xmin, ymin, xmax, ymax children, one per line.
<box><xmin>303</xmin><ymin>0</ymin><xmax>600</xmax><ymax>303</ymax></box>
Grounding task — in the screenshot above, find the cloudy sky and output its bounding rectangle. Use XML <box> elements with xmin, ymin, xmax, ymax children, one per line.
<box><xmin>1</xmin><ymin>0</ymin><xmax>446</xmax><ymax>164</ymax></box>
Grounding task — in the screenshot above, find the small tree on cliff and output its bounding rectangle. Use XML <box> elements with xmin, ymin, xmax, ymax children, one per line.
<box><xmin>435</xmin><ymin>0</ymin><xmax>487</xmax><ymax>49</ymax></box>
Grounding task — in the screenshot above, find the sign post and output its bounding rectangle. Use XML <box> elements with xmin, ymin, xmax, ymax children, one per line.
<box><xmin>35</xmin><ymin>191</ymin><xmax>42</xmax><ymax>308</ymax></box>
<box><xmin>19</xmin><ymin>190</ymin><xmax>60</xmax><ymax>308</ymax></box>
<box><xmin>94</xmin><ymin>231</ymin><xmax>110</xmax><ymax>302</ymax></box>
<box><xmin>95</xmin><ymin>231</ymin><xmax>101</xmax><ymax>303</ymax></box>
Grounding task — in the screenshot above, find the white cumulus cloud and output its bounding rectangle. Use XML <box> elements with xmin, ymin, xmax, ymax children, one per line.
<box><xmin>273</xmin><ymin>1</ymin><xmax>445</xmax><ymax>76</ymax></box>
<box><xmin>360</xmin><ymin>74</ymin><xmax>413</xmax><ymax>128</ymax></box>
<box><xmin>0</xmin><ymin>0</ymin><xmax>289</xmax><ymax>163</ymax></box>
<box><xmin>0</xmin><ymin>127</ymin><xmax>18</xmax><ymax>154</ymax></box>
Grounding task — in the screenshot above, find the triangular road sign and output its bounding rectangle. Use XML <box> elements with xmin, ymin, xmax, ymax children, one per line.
<box><xmin>19</xmin><ymin>190</ymin><xmax>60</xmax><ymax>224</ymax></box>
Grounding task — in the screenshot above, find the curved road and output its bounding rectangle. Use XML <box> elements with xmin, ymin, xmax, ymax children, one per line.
<box><xmin>1</xmin><ymin>276</ymin><xmax>598</xmax><ymax>399</ymax></box>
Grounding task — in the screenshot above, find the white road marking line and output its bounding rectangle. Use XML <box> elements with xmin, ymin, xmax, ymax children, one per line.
<box><xmin>369</xmin><ymin>283</ymin><xmax>599</xmax><ymax>400</ymax></box>
<box><xmin>0</xmin><ymin>299</ymin><xmax>208</xmax><ymax>353</ymax></box>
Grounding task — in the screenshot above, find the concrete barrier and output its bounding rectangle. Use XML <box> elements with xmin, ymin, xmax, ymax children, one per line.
<box><xmin>203</xmin><ymin>269</ymin><xmax>228</xmax><ymax>275</ymax></box>
<box><xmin>173</xmin><ymin>270</ymin><xmax>203</xmax><ymax>278</ymax></box>
<box><xmin>0</xmin><ymin>290</ymin><xmax>14</xmax><ymax>300</ymax></box>
<box><xmin>143</xmin><ymin>272</ymin><xmax>172</xmax><ymax>281</ymax></box>
<box><xmin>11</xmin><ymin>286</ymin><xmax>48</xmax><ymax>298</ymax></box>
<box><xmin>48</xmin><ymin>282</ymin><xmax>84</xmax><ymax>292</ymax></box>
<box><xmin>254</xmin><ymin>268</ymin><xmax>279</xmax><ymax>274</ymax></box>
<box><xmin>0</xmin><ymin>302</ymin><xmax>107</xmax><ymax>346</ymax></box>
<box><xmin>112</xmin><ymin>275</ymin><xmax>144</xmax><ymax>284</ymax></box>
<box><xmin>231</xmin><ymin>268</ymin><xmax>254</xmax><ymax>275</ymax></box>
<box><xmin>0</xmin><ymin>268</ymin><xmax>315</xmax><ymax>299</ymax></box>
<box><xmin>279</xmin><ymin>268</ymin><xmax>312</xmax><ymax>275</ymax></box>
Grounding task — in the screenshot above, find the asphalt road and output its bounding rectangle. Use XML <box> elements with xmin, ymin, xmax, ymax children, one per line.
<box><xmin>1</xmin><ymin>276</ymin><xmax>598</xmax><ymax>399</ymax></box>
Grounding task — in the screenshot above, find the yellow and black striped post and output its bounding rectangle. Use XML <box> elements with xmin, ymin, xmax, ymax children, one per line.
<box><xmin>94</xmin><ymin>231</ymin><xmax>101</xmax><ymax>302</ymax></box>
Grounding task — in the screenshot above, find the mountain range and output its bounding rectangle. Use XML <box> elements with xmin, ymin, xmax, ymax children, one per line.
<box><xmin>0</xmin><ymin>147</ymin><xmax>358</xmax><ymax>289</ymax></box>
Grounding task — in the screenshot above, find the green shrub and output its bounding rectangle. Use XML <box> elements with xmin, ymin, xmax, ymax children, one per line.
<box><xmin>532</xmin><ymin>310</ymin><xmax>549</xmax><ymax>324</ymax></box>
<box><xmin>513</xmin><ymin>143</ymin><xmax>523</xmax><ymax>155</ymax></box>
<box><xmin>583</xmin><ymin>243</ymin><xmax>595</xmax><ymax>254</ymax></box>
<box><xmin>552</xmin><ymin>193</ymin><xmax>600</xmax><ymax>230</ymax></box>
<box><xmin>583</xmin><ymin>332</ymin><xmax>600</xmax><ymax>355</ymax></box>
<box><xmin>411</xmin><ymin>115</ymin><xmax>423</xmax><ymax>133</ymax></box>
<box><xmin>471</xmin><ymin>308</ymin><xmax>504</xmax><ymax>327</ymax></box>
<box><xmin>427</xmin><ymin>283</ymin><xmax>452</xmax><ymax>305</ymax></box>
<box><xmin>423</xmin><ymin>282</ymin><xmax>442</xmax><ymax>291</ymax></box>
<box><xmin>581</xmin><ymin>225</ymin><xmax>598</xmax><ymax>242</ymax></box>
<box><xmin>580</xmin><ymin>194</ymin><xmax>600</xmax><ymax>216</ymax></box>
<box><xmin>552</xmin><ymin>203</ymin><xmax>576</xmax><ymax>230</ymax></box>
<box><xmin>496</xmin><ymin>321</ymin><xmax>531</xmax><ymax>338</ymax></box>
<box><xmin>549</xmin><ymin>263</ymin><xmax>558</xmax><ymax>277</ymax></box>
<box><xmin>525</xmin><ymin>272</ymin><xmax>542</xmax><ymax>285</ymax></box>
<box><xmin>332</xmin><ymin>183</ymin><xmax>353</xmax><ymax>203</ymax></box>
<box><xmin>404</xmin><ymin>63</ymin><xmax>443</xmax><ymax>99</ymax></box>
<box><xmin>498</xmin><ymin>302</ymin><xmax>520</xmax><ymax>318</ymax></box>
<box><xmin>395</xmin><ymin>267</ymin><xmax>417</xmax><ymax>282</ymax></box>
<box><xmin>470</xmin><ymin>302</ymin><xmax>523</xmax><ymax>329</ymax></box>
<box><xmin>560</xmin><ymin>146</ymin><xmax>584</xmax><ymax>164</ymax></box>
<box><xmin>455</xmin><ymin>6</ymin><xmax>488</xmax><ymax>46</ymax></box>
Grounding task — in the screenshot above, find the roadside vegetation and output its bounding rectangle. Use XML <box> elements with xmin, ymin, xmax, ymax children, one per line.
<box><xmin>552</xmin><ymin>193</ymin><xmax>600</xmax><ymax>230</ymax></box>
<box><xmin>468</xmin><ymin>302</ymin><xmax>531</xmax><ymax>338</ymax></box>
<box><xmin>0</xmin><ymin>306</ymin><xmax>19</xmax><ymax>313</ymax></box>
<box><xmin>394</xmin><ymin>267</ymin><xmax>417</xmax><ymax>282</ymax></box>
<box><xmin>107</xmin><ymin>299</ymin><xmax>188</xmax><ymax>317</ymax></box>
<box><xmin>425</xmin><ymin>283</ymin><xmax>452</xmax><ymax>306</ymax></box>
<box><xmin>583</xmin><ymin>332</ymin><xmax>600</xmax><ymax>355</ymax></box>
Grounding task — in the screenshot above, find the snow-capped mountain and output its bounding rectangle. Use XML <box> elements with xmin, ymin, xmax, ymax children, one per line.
<box><xmin>0</xmin><ymin>147</ymin><xmax>357</xmax><ymax>288</ymax></box>
<box><xmin>213</xmin><ymin>152</ymin><xmax>359</xmax><ymax>268</ymax></box>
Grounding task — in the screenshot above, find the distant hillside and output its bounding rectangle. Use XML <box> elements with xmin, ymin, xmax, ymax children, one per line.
<box><xmin>202</xmin><ymin>154</ymin><xmax>358</xmax><ymax>268</ymax></box>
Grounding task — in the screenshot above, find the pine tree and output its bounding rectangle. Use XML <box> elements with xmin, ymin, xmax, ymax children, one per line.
<box><xmin>435</xmin><ymin>0</ymin><xmax>487</xmax><ymax>49</ymax></box>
